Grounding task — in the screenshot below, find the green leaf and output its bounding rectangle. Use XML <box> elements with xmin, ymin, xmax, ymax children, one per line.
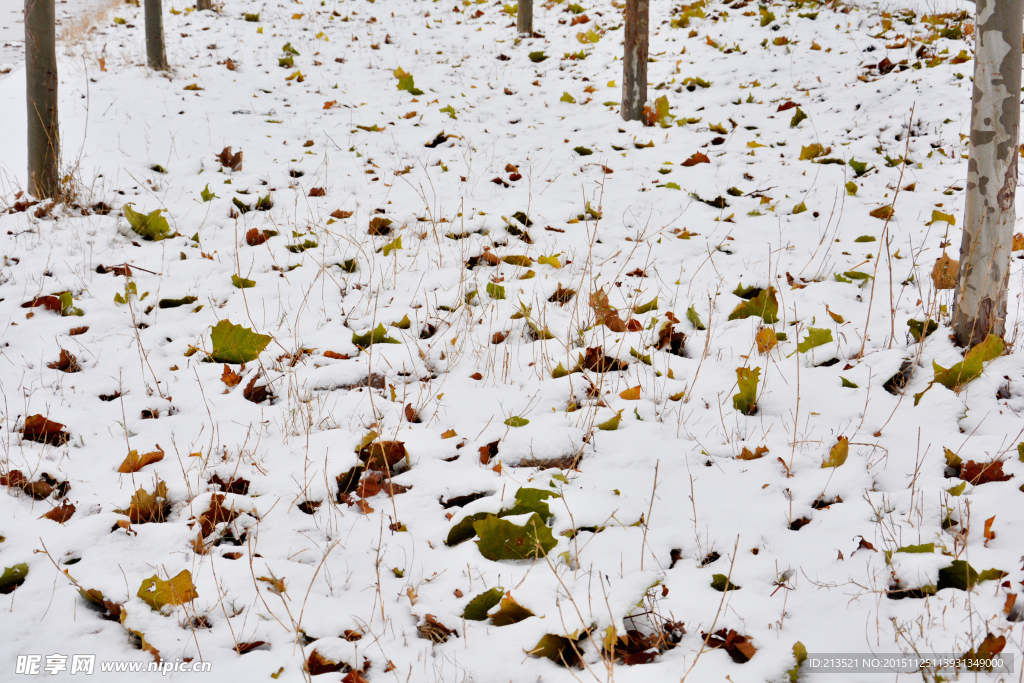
<box><xmin>474</xmin><ymin>513</ymin><xmax>557</xmax><ymax>561</ymax></box>
<box><xmin>504</xmin><ymin>416</ymin><xmax>529</xmax><ymax>427</ymax></box>
<box><xmin>0</xmin><ymin>563</ymin><xmax>28</xmax><ymax>593</ymax></box>
<box><xmin>552</xmin><ymin>362</ymin><xmax>568</xmax><ymax>378</ymax></box>
<box><xmin>123</xmin><ymin>203</ymin><xmax>174</xmax><ymax>241</ymax></box>
<box><xmin>634</xmin><ymin>296</ymin><xmax>658</xmax><ymax>314</ymax></box>
<box><xmin>446</xmin><ymin>512</ymin><xmax>491</xmax><ymax>546</ymax></box>
<box><xmin>947</xmin><ymin>481</ymin><xmax>967</xmax><ymax>496</ymax></box>
<box><xmin>1019</xmin><ymin>441</ymin><xmax>1024</xmax><ymax>462</ymax></box>
<box><xmin>686</xmin><ymin>305</ymin><xmax>706</xmax><ymax>330</ymax></box>
<box><xmin>907</xmin><ymin>318</ymin><xmax>938</xmax><ymax>342</ymax></box>
<box><xmin>733</xmin><ymin>366</ymin><xmax>760</xmax><ymax>415</ymax></box>
<box><xmin>845</xmin><ymin>181</ymin><xmax>858</xmax><ymax>195</ymax></box>
<box><xmin>896</xmin><ymin>543</ymin><xmax>935</xmax><ymax>554</ymax></box>
<box><xmin>209</xmin><ymin>320</ymin><xmax>271</xmax><ymax>364</ymax></box>
<box><xmin>711</xmin><ymin>573</ymin><xmax>740</xmax><ymax>591</ymax></box>
<box><xmin>933</xmin><ymin>333</ymin><xmax>1003</xmax><ymax>391</ymax></box>
<box><xmin>790</xmin><ymin>108</ymin><xmax>807</xmax><ymax>127</ymax></box>
<box><xmin>462</xmin><ymin>587</ymin><xmax>504</xmax><ymax>620</ymax></box>
<box><xmin>528</xmin><ymin>51</ymin><xmax>548</xmax><ymax>63</ymax></box>
<box><xmin>936</xmin><ymin>560</ymin><xmax>1005</xmax><ymax>592</ymax></box>
<box><xmin>159</xmin><ymin>296</ymin><xmax>198</xmax><ymax>309</ymax></box>
<box><xmin>200</xmin><ymin>184</ymin><xmax>217</xmax><ymax>202</ymax></box>
<box><xmin>391</xmin><ymin>314</ymin><xmax>411</xmax><ymax>330</ymax></box>
<box><xmin>57</xmin><ymin>291</ymin><xmax>84</xmax><ymax>316</ymax></box>
<box><xmin>137</xmin><ymin>570</ymin><xmax>198</xmax><ymax>611</ymax></box>
<box><xmin>854</xmin><ymin>235</ymin><xmax>876</xmax><ymax>243</ymax></box>
<box><xmin>502</xmin><ymin>255</ymin><xmax>533</xmax><ymax>267</ymax></box>
<box><xmin>440</xmin><ymin>104</ymin><xmax>457</xmax><ymax>119</ymax></box>
<box><xmin>789</xmin><ymin>642</ymin><xmax>808</xmax><ymax>683</ymax></box>
<box><xmin>821</xmin><ymin>436</ymin><xmax>849</xmax><ymax>468</ymax></box>
<box><xmin>728</xmin><ymin>287</ymin><xmax>779</xmax><ymax>323</ymax></box>
<box><xmin>232</xmin><ymin>197</ymin><xmax>251</xmax><ymax>214</ymax></box>
<box><xmin>664</xmin><ymin>182</ymin><xmax>681</xmax><ymax>190</ymax></box>
<box><xmin>503</xmin><ymin>488</ymin><xmax>559</xmax><ymax>521</ymax></box>
<box><xmin>394</xmin><ymin>67</ymin><xmax>424</xmax><ymax>95</ymax></box>
<box><xmin>848</xmin><ymin>158</ymin><xmax>872</xmax><ymax>176</ymax></box>
<box><xmin>489</xmin><ymin>594</ymin><xmax>534</xmax><ymax>626</ymax></box>
<box><xmin>352</xmin><ymin>323</ymin><xmax>400</xmax><ymax>349</ymax></box>
<box><xmin>560</xmin><ymin>92</ymin><xmax>576</xmax><ymax>104</ymax></box>
<box><xmin>792</xmin><ymin>202</ymin><xmax>807</xmax><ymax>214</ymax></box>
<box><xmin>796</xmin><ymin>327</ymin><xmax>833</xmax><ymax>353</ymax></box>
<box><xmin>231</xmin><ymin>274</ymin><xmax>255</xmax><ymax>289</ymax></box>
<box><xmin>573</xmin><ymin>146</ymin><xmax>593</xmax><ymax>156</ymax></box>
<box><xmin>382</xmin><ymin>236</ymin><xmax>403</xmax><ymax>256</ymax></box>
<box><xmin>486</xmin><ymin>282</ymin><xmax>506</xmax><ymax>300</ymax></box>
<box><xmin>528</xmin><ymin>634</ymin><xmax>581</xmax><ymax>664</ymax></box>
<box><xmin>596</xmin><ymin>409</ymin><xmax>623</xmax><ymax>431</ymax></box>
<box><xmin>281</xmin><ymin>41</ymin><xmax>300</xmax><ymax>55</ymax></box>
<box><xmin>840</xmin><ymin>376</ymin><xmax>859</xmax><ymax>388</ymax></box>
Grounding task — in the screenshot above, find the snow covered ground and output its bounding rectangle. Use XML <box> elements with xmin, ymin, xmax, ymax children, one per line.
<box><xmin>2</xmin><ymin>0</ymin><xmax>1024</xmax><ymax>680</ymax></box>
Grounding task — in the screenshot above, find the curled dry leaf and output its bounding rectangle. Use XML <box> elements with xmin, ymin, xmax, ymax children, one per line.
<box><xmin>221</xmin><ymin>364</ymin><xmax>243</xmax><ymax>387</ymax></box>
<box><xmin>197</xmin><ymin>493</ymin><xmax>244</xmax><ymax>537</ymax></box>
<box><xmin>216</xmin><ymin>146</ymin><xmax>243</xmax><ymax>171</ymax></box>
<box><xmin>41</xmin><ymin>501</ymin><xmax>76</xmax><ymax>523</ymax></box>
<box><xmin>418</xmin><ymin>614</ymin><xmax>457</xmax><ymax>643</ymax></box>
<box><xmin>702</xmin><ymin>629</ymin><xmax>757</xmax><ymax>663</ymax></box>
<box><xmin>331</xmin><ymin>209</ymin><xmax>354</xmax><ymax>219</ymax></box>
<box><xmin>115</xmin><ymin>481</ymin><xmax>170</xmax><ymax>523</ymax></box>
<box><xmin>589</xmin><ymin>289</ymin><xmax>626</xmax><ymax>332</ymax></box>
<box><xmin>22</xmin><ymin>415</ymin><xmax>70</xmax><ymax>446</ymax></box>
<box><xmin>47</xmin><ymin>349</ymin><xmax>81</xmax><ymax>372</ymax></box>
<box><xmin>118</xmin><ymin>446</ymin><xmax>165</xmax><ymax>473</ymax></box>
<box><xmin>1</xmin><ymin>470</ymin><xmax>54</xmax><ymax>499</ymax></box>
<box><xmin>245</xmin><ymin>228</ymin><xmax>269</xmax><ymax>246</ymax></box>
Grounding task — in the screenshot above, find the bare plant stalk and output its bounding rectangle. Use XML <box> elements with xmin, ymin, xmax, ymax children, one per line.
<box><xmin>517</xmin><ymin>0</ymin><xmax>532</xmax><ymax>34</ymax></box>
<box><xmin>25</xmin><ymin>0</ymin><xmax>59</xmax><ymax>199</ymax></box>
<box><xmin>145</xmin><ymin>0</ymin><xmax>168</xmax><ymax>70</ymax></box>
<box><xmin>953</xmin><ymin>0</ymin><xmax>1022</xmax><ymax>347</ymax></box>
<box><xmin>620</xmin><ymin>0</ymin><xmax>648</xmax><ymax>122</ymax></box>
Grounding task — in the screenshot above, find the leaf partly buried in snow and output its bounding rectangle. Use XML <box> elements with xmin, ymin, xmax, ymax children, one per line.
<box><xmin>118</xmin><ymin>447</ymin><xmax>165</xmax><ymax>473</ymax></box>
<box><xmin>821</xmin><ymin>436</ymin><xmax>849</xmax><ymax>468</ymax></box>
<box><xmin>123</xmin><ymin>204</ymin><xmax>174</xmax><ymax>241</ymax></box>
<box><xmin>933</xmin><ymin>333</ymin><xmax>1003</xmax><ymax>392</ymax></box>
<box><xmin>728</xmin><ymin>287</ymin><xmax>778</xmax><ymax>323</ymax></box>
<box><xmin>137</xmin><ymin>570</ymin><xmax>198</xmax><ymax>610</ymax></box>
<box><xmin>686</xmin><ymin>305</ymin><xmax>706</xmax><ymax>330</ymax></box>
<box><xmin>209</xmin><ymin>320</ymin><xmax>271</xmax><ymax>364</ymax></box>
<box><xmin>462</xmin><ymin>587</ymin><xmax>504</xmax><ymax>621</ymax></box>
<box><xmin>796</xmin><ymin>327</ymin><xmax>833</xmax><ymax>353</ymax></box>
<box><xmin>732</xmin><ymin>367</ymin><xmax>760</xmax><ymax>415</ymax></box>
<box><xmin>474</xmin><ymin>513</ymin><xmax>557</xmax><ymax>561</ymax></box>
<box><xmin>352</xmin><ymin>323</ymin><xmax>401</xmax><ymax>348</ymax></box>
<box><xmin>489</xmin><ymin>593</ymin><xmax>534</xmax><ymax>625</ymax></box>
<box><xmin>0</xmin><ymin>563</ymin><xmax>29</xmax><ymax>594</ymax></box>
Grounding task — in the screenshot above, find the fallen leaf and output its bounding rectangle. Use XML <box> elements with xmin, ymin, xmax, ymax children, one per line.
<box><xmin>118</xmin><ymin>446</ymin><xmax>165</xmax><ymax>473</ymax></box>
<box><xmin>221</xmin><ymin>364</ymin><xmax>243</xmax><ymax>387</ymax></box>
<box><xmin>931</xmin><ymin>253</ymin><xmax>958</xmax><ymax>289</ymax></box>
<box><xmin>41</xmin><ymin>501</ymin><xmax>76</xmax><ymax>523</ymax></box>
<box><xmin>137</xmin><ymin>570</ymin><xmax>198</xmax><ymax>610</ymax></box>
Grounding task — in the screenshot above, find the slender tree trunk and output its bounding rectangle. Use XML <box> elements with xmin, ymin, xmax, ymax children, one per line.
<box><xmin>517</xmin><ymin>0</ymin><xmax>532</xmax><ymax>35</ymax></box>
<box><xmin>953</xmin><ymin>0</ymin><xmax>1023</xmax><ymax>347</ymax></box>
<box><xmin>621</xmin><ymin>0</ymin><xmax>648</xmax><ymax>122</ymax></box>
<box><xmin>145</xmin><ymin>0</ymin><xmax>168</xmax><ymax>70</ymax></box>
<box><xmin>25</xmin><ymin>0</ymin><xmax>59</xmax><ymax>200</ymax></box>
<box><xmin>195</xmin><ymin>0</ymin><xmax>212</xmax><ymax>10</ymax></box>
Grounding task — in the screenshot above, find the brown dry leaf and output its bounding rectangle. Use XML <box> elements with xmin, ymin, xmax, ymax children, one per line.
<box><xmin>69</xmin><ymin>326</ymin><xmax>89</xmax><ymax>336</ymax></box>
<box><xmin>869</xmin><ymin>205</ymin><xmax>894</xmax><ymax>220</ymax></box>
<box><xmin>1</xmin><ymin>470</ymin><xmax>53</xmax><ymax>499</ymax></box>
<box><xmin>961</xmin><ymin>460</ymin><xmax>1013</xmax><ymax>485</ymax></box>
<box><xmin>306</xmin><ymin>650</ymin><xmax>347</xmax><ymax>675</ymax></box>
<box><xmin>208</xmin><ymin>473</ymin><xmax>250</xmax><ymax>495</ymax></box>
<box><xmin>47</xmin><ymin>349</ymin><xmax>81</xmax><ymax>373</ymax></box>
<box><xmin>702</xmin><ymin>629</ymin><xmax>756</xmax><ymax>663</ymax></box>
<box><xmin>323</xmin><ymin>100</ymin><xmax>338</xmax><ymax>110</ymax></box>
<box><xmin>404</xmin><ymin>403</ymin><xmax>420</xmax><ymax>423</ymax></box>
<box><xmin>785</xmin><ymin>272</ymin><xmax>807</xmax><ymax>289</ymax></box>
<box><xmin>324</xmin><ymin>350</ymin><xmax>349</xmax><ymax>359</ymax></box>
<box><xmin>221</xmin><ymin>364</ymin><xmax>243</xmax><ymax>387</ymax></box>
<box><xmin>234</xmin><ymin>641</ymin><xmax>266</xmax><ymax>655</ymax></box>
<box><xmin>41</xmin><ymin>501</ymin><xmax>76</xmax><ymax>523</ymax></box>
<box><xmin>755</xmin><ymin>328</ymin><xmax>778</xmax><ymax>354</ymax></box>
<box><xmin>245</xmin><ymin>228</ymin><xmax>268</xmax><ymax>246</ymax></box>
<box><xmin>625</xmin><ymin>318</ymin><xmax>643</xmax><ymax>332</ymax></box>
<box><xmin>470</xmin><ymin>372</ymin><xmax>483</xmax><ymax>380</ymax></box>
<box><xmin>856</xmin><ymin>537</ymin><xmax>877</xmax><ymax>552</ymax></box>
<box><xmin>355</xmin><ymin>471</ymin><xmax>412</xmax><ymax>498</ymax></box>
<box><xmin>98</xmin><ymin>56</ymin><xmax>107</xmax><ymax>71</ymax></box>
<box><xmin>342</xmin><ymin>671</ymin><xmax>370</xmax><ymax>683</ymax></box>
<box><xmin>21</xmin><ymin>295</ymin><xmax>63</xmax><ymax>312</ymax></box>
<box><xmin>619</xmin><ymin>386</ymin><xmax>641</xmax><ymax>400</ymax></box>
<box><xmin>1004</xmin><ymin>593</ymin><xmax>1017</xmax><ymax>616</ymax></box>
<box><xmin>118</xmin><ymin>446</ymin><xmax>165</xmax><ymax>473</ymax></box>
<box><xmin>354</xmin><ymin>498</ymin><xmax>374</xmax><ymax>514</ymax></box>
<box><xmin>492</xmin><ymin>331</ymin><xmax>508</xmax><ymax>344</ymax></box>
<box><xmin>197</xmin><ymin>493</ymin><xmax>244</xmax><ymax>536</ymax></box>
<box><xmin>441</xmin><ymin>429</ymin><xmax>457</xmax><ymax>439</ymax></box>
<box><xmin>984</xmin><ymin>515</ymin><xmax>996</xmax><ymax>546</ymax></box>
<box><xmin>738</xmin><ymin>446</ymin><xmax>769</xmax><ymax>460</ymax></box>
<box><xmin>682</xmin><ymin>152</ymin><xmax>710</xmax><ymax>167</ymax></box>
<box><xmin>216</xmin><ymin>146</ymin><xmax>243</xmax><ymax>171</ymax></box>
<box><xmin>931</xmin><ymin>253</ymin><xmax>958</xmax><ymax>289</ymax></box>
<box><xmin>23</xmin><ymin>415</ymin><xmax>70</xmax><ymax>446</ymax></box>
<box><xmin>1012</xmin><ymin>232</ymin><xmax>1024</xmax><ymax>251</ymax></box>
<box><xmin>504</xmin><ymin>163</ymin><xmax>519</xmax><ymax>173</ymax></box>
<box><xmin>243</xmin><ymin>374</ymin><xmax>272</xmax><ymax>404</ymax></box>
<box><xmin>330</xmin><ymin>209</ymin><xmax>354</xmax><ymax>219</ymax></box>
<box><xmin>479</xmin><ymin>440</ymin><xmax>499</xmax><ymax>465</ymax></box>
<box><xmin>418</xmin><ymin>614</ymin><xmax>457</xmax><ymax>643</ymax></box>
<box><xmin>309</xmin><ymin>187</ymin><xmax>326</xmax><ymax>197</ymax></box>
<box><xmin>589</xmin><ymin>288</ymin><xmax>626</xmax><ymax>332</ymax></box>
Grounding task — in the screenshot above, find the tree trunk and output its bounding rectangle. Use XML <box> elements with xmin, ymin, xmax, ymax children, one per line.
<box><xmin>145</xmin><ymin>0</ymin><xmax>168</xmax><ymax>70</ymax></box>
<box><xmin>517</xmin><ymin>0</ymin><xmax>532</xmax><ymax>35</ymax></box>
<box><xmin>621</xmin><ymin>0</ymin><xmax>648</xmax><ymax>122</ymax></box>
<box><xmin>25</xmin><ymin>0</ymin><xmax>59</xmax><ymax>200</ymax></box>
<box><xmin>195</xmin><ymin>0</ymin><xmax>212</xmax><ymax>10</ymax></box>
<box><xmin>953</xmin><ymin>0</ymin><xmax>1022</xmax><ymax>347</ymax></box>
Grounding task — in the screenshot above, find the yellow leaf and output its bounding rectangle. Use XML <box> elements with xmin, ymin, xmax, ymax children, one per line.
<box><xmin>931</xmin><ymin>253</ymin><xmax>958</xmax><ymax>290</ymax></box>
<box><xmin>821</xmin><ymin>436</ymin><xmax>849</xmax><ymax>468</ymax></box>
<box><xmin>137</xmin><ymin>570</ymin><xmax>198</xmax><ymax>610</ymax></box>
<box><xmin>619</xmin><ymin>386</ymin><xmax>641</xmax><ymax>400</ymax></box>
<box><xmin>118</xmin><ymin>447</ymin><xmax>165</xmax><ymax>473</ymax></box>
<box><xmin>441</xmin><ymin>429</ymin><xmax>457</xmax><ymax>439</ymax></box>
<box><xmin>755</xmin><ymin>328</ymin><xmax>778</xmax><ymax>354</ymax></box>
<box><xmin>826</xmin><ymin>305</ymin><xmax>844</xmax><ymax>324</ymax></box>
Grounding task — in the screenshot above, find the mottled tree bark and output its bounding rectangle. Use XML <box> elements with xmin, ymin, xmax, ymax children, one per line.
<box><xmin>145</xmin><ymin>0</ymin><xmax>168</xmax><ymax>70</ymax></box>
<box><xmin>195</xmin><ymin>0</ymin><xmax>212</xmax><ymax>10</ymax></box>
<box><xmin>517</xmin><ymin>0</ymin><xmax>532</xmax><ymax>34</ymax></box>
<box><xmin>621</xmin><ymin>0</ymin><xmax>648</xmax><ymax>122</ymax></box>
<box><xmin>25</xmin><ymin>0</ymin><xmax>59</xmax><ymax>199</ymax></box>
<box><xmin>953</xmin><ymin>0</ymin><xmax>1022</xmax><ymax>347</ymax></box>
